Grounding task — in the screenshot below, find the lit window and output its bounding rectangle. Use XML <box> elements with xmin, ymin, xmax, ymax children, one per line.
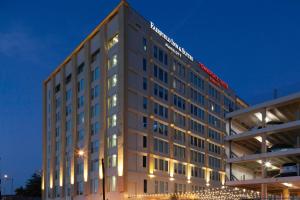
<box><xmin>108</xmin><ymin>74</ymin><xmax>117</xmax><ymax>90</ymax></box>
<box><xmin>108</xmin><ymin>94</ymin><xmax>117</xmax><ymax>110</ymax></box>
<box><xmin>108</xmin><ymin>54</ymin><xmax>118</xmax><ymax>70</ymax></box>
<box><xmin>107</xmin><ymin>34</ymin><xmax>119</xmax><ymax>50</ymax></box>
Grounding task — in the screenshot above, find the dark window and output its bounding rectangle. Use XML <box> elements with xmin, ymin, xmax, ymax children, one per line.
<box><xmin>143</xmin><ymin>116</ymin><xmax>147</xmax><ymax>128</ymax></box>
<box><xmin>143</xmin><ymin>179</ymin><xmax>147</xmax><ymax>193</ymax></box>
<box><xmin>153</xmin><ymin>46</ymin><xmax>158</xmax><ymax>58</ymax></box>
<box><xmin>65</xmin><ymin>74</ymin><xmax>72</xmax><ymax>84</ymax></box>
<box><xmin>142</xmin><ymin>156</ymin><xmax>147</xmax><ymax>168</ymax></box>
<box><xmin>143</xmin><ymin>37</ymin><xmax>147</xmax><ymax>51</ymax></box>
<box><xmin>55</xmin><ymin>84</ymin><xmax>60</xmax><ymax>93</ymax></box>
<box><xmin>91</xmin><ymin>48</ymin><xmax>100</xmax><ymax>63</ymax></box>
<box><xmin>143</xmin><ymin>136</ymin><xmax>147</xmax><ymax>148</ymax></box>
<box><xmin>77</xmin><ymin>62</ymin><xmax>84</xmax><ymax>74</ymax></box>
<box><xmin>143</xmin><ymin>78</ymin><xmax>147</xmax><ymax>90</ymax></box>
<box><xmin>143</xmin><ymin>97</ymin><xmax>147</xmax><ymax>109</ymax></box>
<box><xmin>143</xmin><ymin>58</ymin><xmax>147</xmax><ymax>71</ymax></box>
<box><xmin>164</xmin><ymin>54</ymin><xmax>168</xmax><ymax>65</ymax></box>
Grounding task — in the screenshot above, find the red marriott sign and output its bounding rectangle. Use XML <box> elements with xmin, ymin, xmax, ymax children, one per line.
<box><xmin>199</xmin><ymin>63</ymin><xmax>229</xmax><ymax>89</ymax></box>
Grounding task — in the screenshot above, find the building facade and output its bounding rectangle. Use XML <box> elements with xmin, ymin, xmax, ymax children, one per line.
<box><xmin>226</xmin><ymin>92</ymin><xmax>300</xmax><ymax>199</ymax></box>
<box><xmin>42</xmin><ymin>1</ymin><xmax>245</xmax><ymax>199</ymax></box>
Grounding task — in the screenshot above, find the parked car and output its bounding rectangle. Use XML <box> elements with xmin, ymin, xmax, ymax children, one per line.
<box><xmin>269</xmin><ymin>144</ymin><xmax>294</xmax><ymax>152</ymax></box>
<box><xmin>251</xmin><ymin>121</ymin><xmax>284</xmax><ymax>131</ymax></box>
<box><xmin>274</xmin><ymin>163</ymin><xmax>298</xmax><ymax>178</ymax></box>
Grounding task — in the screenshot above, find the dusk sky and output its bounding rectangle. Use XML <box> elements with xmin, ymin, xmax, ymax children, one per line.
<box><xmin>1</xmin><ymin>0</ymin><xmax>300</xmax><ymax>191</ymax></box>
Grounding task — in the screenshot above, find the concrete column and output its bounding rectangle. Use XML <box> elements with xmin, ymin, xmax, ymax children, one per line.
<box><xmin>283</xmin><ymin>188</ymin><xmax>290</xmax><ymax>200</ymax></box>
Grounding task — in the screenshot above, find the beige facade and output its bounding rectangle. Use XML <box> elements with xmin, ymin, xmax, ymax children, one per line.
<box><xmin>226</xmin><ymin>92</ymin><xmax>300</xmax><ymax>198</ymax></box>
<box><xmin>42</xmin><ymin>1</ymin><xmax>244</xmax><ymax>200</ymax></box>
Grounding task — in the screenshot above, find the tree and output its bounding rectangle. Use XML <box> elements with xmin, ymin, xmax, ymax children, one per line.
<box><xmin>15</xmin><ymin>172</ymin><xmax>41</xmax><ymax>197</ymax></box>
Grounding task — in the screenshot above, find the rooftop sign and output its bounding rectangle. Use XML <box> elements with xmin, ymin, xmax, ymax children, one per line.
<box><xmin>150</xmin><ymin>21</ymin><xmax>194</xmax><ymax>62</ymax></box>
<box><xmin>199</xmin><ymin>63</ymin><xmax>229</xmax><ymax>89</ymax></box>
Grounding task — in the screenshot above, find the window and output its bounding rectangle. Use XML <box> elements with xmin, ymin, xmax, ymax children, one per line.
<box><xmin>173</xmin><ymin>112</ymin><xmax>185</xmax><ymax>127</ymax></box>
<box><xmin>143</xmin><ymin>179</ymin><xmax>147</xmax><ymax>193</ymax></box>
<box><xmin>91</xmin><ymin>122</ymin><xmax>99</xmax><ymax>135</ymax></box>
<box><xmin>76</xmin><ymin>181</ymin><xmax>83</xmax><ymax>195</ymax></box>
<box><xmin>143</xmin><ymin>58</ymin><xmax>147</xmax><ymax>71</ymax></box>
<box><xmin>91</xmin><ymin>67</ymin><xmax>100</xmax><ymax>82</ymax></box>
<box><xmin>191</xmin><ymin>166</ymin><xmax>205</xmax><ymax>178</ymax></box>
<box><xmin>190</xmin><ymin>150</ymin><xmax>205</xmax><ymax>164</ymax></box>
<box><xmin>66</xmin><ymin>74</ymin><xmax>72</xmax><ymax>85</ymax></box>
<box><xmin>66</xmin><ymin>120</ymin><xmax>72</xmax><ymax>132</ymax></box>
<box><xmin>209</xmin><ymin>101</ymin><xmax>222</xmax><ymax>115</ymax></box>
<box><xmin>55</xmin><ymin>84</ymin><xmax>60</xmax><ymax>93</ymax></box>
<box><xmin>190</xmin><ymin>136</ymin><xmax>205</xmax><ymax>149</ymax></box>
<box><xmin>154</xmin><ymin>138</ymin><xmax>169</xmax><ymax>154</ymax></box>
<box><xmin>155</xmin><ymin>181</ymin><xmax>168</xmax><ymax>194</ymax></box>
<box><xmin>174</xmin><ymin>183</ymin><xmax>186</xmax><ymax>193</ymax></box>
<box><xmin>143</xmin><ymin>37</ymin><xmax>147</xmax><ymax>51</ymax></box>
<box><xmin>153</xmin><ymin>83</ymin><xmax>168</xmax><ymax>101</ymax></box>
<box><xmin>77</xmin><ymin>96</ymin><xmax>84</xmax><ymax>109</ymax></box>
<box><xmin>153</xmin><ymin>65</ymin><xmax>168</xmax><ymax>84</ymax></box>
<box><xmin>208</xmin><ymin>143</ymin><xmax>221</xmax><ymax>155</ymax></box>
<box><xmin>107</xmin><ymin>134</ymin><xmax>117</xmax><ymax>148</ymax></box>
<box><xmin>55</xmin><ymin>97</ymin><xmax>61</xmax><ymax>108</ymax></box>
<box><xmin>153</xmin><ymin>121</ymin><xmax>168</xmax><ymax>136</ymax></box>
<box><xmin>90</xmin><ymin>178</ymin><xmax>98</xmax><ymax>193</ymax></box>
<box><xmin>142</xmin><ymin>156</ymin><xmax>147</xmax><ymax>168</ymax></box>
<box><xmin>154</xmin><ymin>158</ymin><xmax>168</xmax><ymax>172</ymax></box>
<box><xmin>143</xmin><ymin>136</ymin><xmax>147</xmax><ymax>148</ymax></box>
<box><xmin>108</xmin><ymin>114</ymin><xmax>117</xmax><ymax>128</ymax></box>
<box><xmin>77</xmin><ymin>112</ymin><xmax>84</xmax><ymax>125</ymax></box>
<box><xmin>153</xmin><ymin>46</ymin><xmax>158</xmax><ymax>58</ymax></box>
<box><xmin>190</xmin><ymin>120</ymin><xmax>205</xmax><ymax>135</ymax></box>
<box><xmin>143</xmin><ymin>116</ymin><xmax>147</xmax><ymax>128</ymax></box>
<box><xmin>66</xmin><ymin>89</ymin><xmax>72</xmax><ymax>101</ymax></box>
<box><xmin>154</xmin><ymin>103</ymin><xmax>168</xmax><ymax>119</ymax></box>
<box><xmin>208</xmin><ymin>114</ymin><xmax>221</xmax><ymax>129</ymax></box>
<box><xmin>173</xmin><ymin>60</ymin><xmax>185</xmax><ymax>78</ymax></box>
<box><xmin>91</xmin><ymin>48</ymin><xmax>100</xmax><ymax>63</ymax></box>
<box><xmin>108</xmin><ymin>154</ymin><xmax>117</xmax><ymax>168</ymax></box>
<box><xmin>174</xmin><ymin>163</ymin><xmax>186</xmax><ymax>175</ymax></box>
<box><xmin>91</xmin><ymin>103</ymin><xmax>100</xmax><ymax>118</ymax></box>
<box><xmin>174</xmin><ymin>129</ymin><xmax>185</xmax><ymax>143</ymax></box>
<box><xmin>77</xmin><ymin>129</ymin><xmax>84</xmax><ymax>141</ymax></box>
<box><xmin>210</xmin><ymin>170</ymin><xmax>220</xmax><ymax>182</ymax></box>
<box><xmin>190</xmin><ymin>104</ymin><xmax>205</xmax><ymax>120</ymax></box>
<box><xmin>90</xmin><ymin>140</ymin><xmax>99</xmax><ymax>154</ymax></box>
<box><xmin>77</xmin><ymin>79</ymin><xmax>84</xmax><ymax>92</ymax></box>
<box><xmin>143</xmin><ymin>97</ymin><xmax>147</xmax><ymax>110</ymax></box>
<box><xmin>174</xmin><ymin>145</ymin><xmax>185</xmax><ymax>159</ymax></box>
<box><xmin>173</xmin><ymin>94</ymin><xmax>186</xmax><ymax>110</ymax></box>
<box><xmin>190</xmin><ymin>88</ymin><xmax>205</xmax><ymax>106</ymax></box>
<box><xmin>108</xmin><ymin>94</ymin><xmax>117</xmax><ymax>110</ymax></box>
<box><xmin>173</xmin><ymin>78</ymin><xmax>185</xmax><ymax>94</ymax></box>
<box><xmin>209</xmin><ymin>85</ymin><xmax>221</xmax><ymax>101</ymax></box>
<box><xmin>108</xmin><ymin>34</ymin><xmax>119</xmax><ymax>50</ymax></box>
<box><xmin>108</xmin><ymin>176</ymin><xmax>116</xmax><ymax>192</ymax></box>
<box><xmin>77</xmin><ymin>63</ymin><xmax>84</xmax><ymax>74</ymax></box>
<box><xmin>190</xmin><ymin>72</ymin><xmax>204</xmax><ymax>90</ymax></box>
<box><xmin>108</xmin><ymin>74</ymin><xmax>117</xmax><ymax>90</ymax></box>
<box><xmin>153</xmin><ymin>45</ymin><xmax>168</xmax><ymax>65</ymax></box>
<box><xmin>91</xmin><ymin>159</ymin><xmax>99</xmax><ymax>172</ymax></box>
<box><xmin>66</xmin><ymin>104</ymin><xmax>72</xmax><ymax>116</ymax></box>
<box><xmin>91</xmin><ymin>85</ymin><xmax>100</xmax><ymax>100</ymax></box>
<box><xmin>208</xmin><ymin>129</ymin><xmax>221</xmax><ymax>142</ymax></box>
<box><xmin>143</xmin><ymin>77</ymin><xmax>147</xmax><ymax>90</ymax></box>
<box><xmin>108</xmin><ymin>54</ymin><xmax>118</xmax><ymax>70</ymax></box>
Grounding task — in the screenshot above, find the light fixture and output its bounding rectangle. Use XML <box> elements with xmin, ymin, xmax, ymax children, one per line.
<box><xmin>264</xmin><ymin>161</ymin><xmax>272</xmax><ymax>168</ymax></box>
<box><xmin>282</xmin><ymin>183</ymin><xmax>293</xmax><ymax>187</ymax></box>
<box><xmin>78</xmin><ymin>149</ymin><xmax>84</xmax><ymax>157</ymax></box>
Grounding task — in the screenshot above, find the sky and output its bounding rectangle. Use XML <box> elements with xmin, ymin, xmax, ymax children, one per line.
<box><xmin>1</xmin><ymin>0</ymin><xmax>300</xmax><ymax>192</ymax></box>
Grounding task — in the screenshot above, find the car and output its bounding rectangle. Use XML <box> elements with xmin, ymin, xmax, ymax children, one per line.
<box><xmin>251</xmin><ymin>121</ymin><xmax>284</xmax><ymax>131</ymax></box>
<box><xmin>269</xmin><ymin>144</ymin><xmax>294</xmax><ymax>152</ymax></box>
<box><xmin>274</xmin><ymin>163</ymin><xmax>298</xmax><ymax>178</ymax></box>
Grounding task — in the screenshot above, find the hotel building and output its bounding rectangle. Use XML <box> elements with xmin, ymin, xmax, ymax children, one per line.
<box><xmin>226</xmin><ymin>92</ymin><xmax>300</xmax><ymax>199</ymax></box>
<box><xmin>42</xmin><ymin>1</ymin><xmax>245</xmax><ymax>199</ymax></box>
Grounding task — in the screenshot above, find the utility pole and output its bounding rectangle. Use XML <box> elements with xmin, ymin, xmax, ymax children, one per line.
<box><xmin>101</xmin><ymin>158</ymin><xmax>105</xmax><ymax>200</ymax></box>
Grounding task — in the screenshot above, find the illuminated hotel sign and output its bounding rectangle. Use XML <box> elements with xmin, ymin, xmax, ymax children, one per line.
<box><xmin>150</xmin><ymin>21</ymin><xmax>194</xmax><ymax>62</ymax></box>
<box><xmin>199</xmin><ymin>63</ymin><xmax>229</xmax><ymax>89</ymax></box>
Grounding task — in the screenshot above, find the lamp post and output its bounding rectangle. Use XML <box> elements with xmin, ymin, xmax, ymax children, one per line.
<box><xmin>3</xmin><ymin>175</ymin><xmax>13</xmax><ymax>195</ymax></box>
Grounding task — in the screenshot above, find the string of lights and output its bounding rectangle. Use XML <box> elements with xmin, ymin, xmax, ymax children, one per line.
<box><xmin>127</xmin><ymin>186</ymin><xmax>263</xmax><ymax>200</ymax></box>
